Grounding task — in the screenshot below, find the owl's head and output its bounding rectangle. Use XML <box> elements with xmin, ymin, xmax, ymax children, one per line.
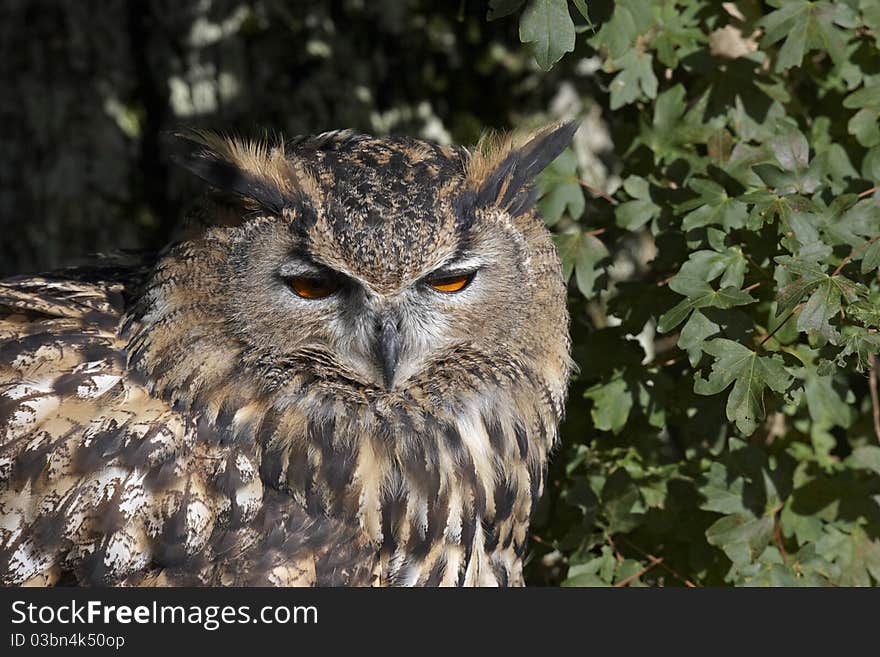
<box><xmin>135</xmin><ymin>125</ymin><xmax>575</xmax><ymax>415</ymax></box>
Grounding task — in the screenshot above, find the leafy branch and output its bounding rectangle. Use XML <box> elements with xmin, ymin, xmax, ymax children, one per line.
<box><xmin>505</xmin><ymin>0</ymin><xmax>880</xmax><ymax>587</ymax></box>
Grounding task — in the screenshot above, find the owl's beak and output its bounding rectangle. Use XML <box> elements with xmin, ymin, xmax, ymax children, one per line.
<box><xmin>378</xmin><ymin>317</ymin><xmax>401</xmax><ymax>389</ymax></box>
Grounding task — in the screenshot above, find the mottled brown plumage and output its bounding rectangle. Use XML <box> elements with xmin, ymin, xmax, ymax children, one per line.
<box><xmin>0</xmin><ymin>124</ymin><xmax>576</xmax><ymax>586</ymax></box>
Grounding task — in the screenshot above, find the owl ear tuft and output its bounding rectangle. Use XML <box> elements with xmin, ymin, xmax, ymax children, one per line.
<box><xmin>171</xmin><ymin>130</ymin><xmax>319</xmax><ymax>215</ymax></box>
<box><xmin>466</xmin><ymin>121</ymin><xmax>578</xmax><ymax>216</ymax></box>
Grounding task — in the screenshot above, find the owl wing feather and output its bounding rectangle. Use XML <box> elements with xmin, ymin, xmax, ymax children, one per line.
<box><xmin>0</xmin><ymin>269</ymin><xmax>378</xmax><ymax>586</ymax></box>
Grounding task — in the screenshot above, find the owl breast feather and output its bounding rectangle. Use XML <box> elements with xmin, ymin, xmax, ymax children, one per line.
<box><xmin>0</xmin><ymin>270</ymin><xmax>377</xmax><ymax>586</ymax></box>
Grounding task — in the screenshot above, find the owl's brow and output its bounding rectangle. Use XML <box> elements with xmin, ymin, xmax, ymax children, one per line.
<box><xmin>278</xmin><ymin>255</ymin><xmax>339</xmax><ymax>279</ymax></box>
<box><xmin>425</xmin><ymin>255</ymin><xmax>486</xmax><ymax>277</ymax></box>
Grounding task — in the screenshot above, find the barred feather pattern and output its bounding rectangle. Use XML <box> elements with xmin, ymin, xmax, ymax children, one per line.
<box><xmin>0</xmin><ymin>265</ymin><xmax>561</xmax><ymax>585</ymax></box>
<box><xmin>0</xmin><ymin>273</ymin><xmax>377</xmax><ymax>585</ymax></box>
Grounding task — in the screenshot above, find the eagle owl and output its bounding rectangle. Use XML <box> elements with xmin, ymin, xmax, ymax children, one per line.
<box><xmin>0</xmin><ymin>123</ymin><xmax>575</xmax><ymax>586</ymax></box>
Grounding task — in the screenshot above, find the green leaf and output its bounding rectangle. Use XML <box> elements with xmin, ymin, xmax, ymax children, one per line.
<box><xmin>759</xmin><ymin>1</ymin><xmax>855</xmax><ymax>72</ymax></box>
<box><xmin>848</xmin><ymin>445</ymin><xmax>880</xmax><ymax>475</ymax></box>
<box><xmin>635</xmin><ymin>85</ymin><xmax>717</xmax><ymax>168</ymax></box>
<box><xmin>844</xmin><ymin>80</ymin><xmax>880</xmax><ymax>147</ymax></box>
<box><xmin>812</xmin><ymin>144</ymin><xmax>858</xmax><ymax>194</ymax></box>
<box><xmin>787</xmin><ymin>211</ymin><xmax>821</xmax><ymax>249</ymax></box>
<box><xmin>797</xmin><ymin>279</ymin><xmax>843</xmax><ymax>343</ymax></box>
<box><xmin>537</xmin><ymin>149</ymin><xmax>585</xmax><ymax>225</ymax></box>
<box><xmin>706</xmin><ymin>512</ymin><xmax>775</xmax><ymax>569</ymax></box>
<box><xmin>848</xmin><ymin>109</ymin><xmax>880</xmax><ymax>147</ymax></box>
<box><xmin>803</xmin><ymin>370</ymin><xmax>852</xmax><ymax>428</ymax></box>
<box><xmin>584</xmin><ymin>377</ymin><xmax>632</xmax><ymax>433</ymax></box>
<box><xmin>570</xmin><ymin>0</ymin><xmax>590</xmax><ymax>22</ymax></box>
<box><xmin>700</xmin><ymin>462</ymin><xmax>748</xmax><ymax>515</ymax></box>
<box><xmin>561</xmin><ymin>571</ymin><xmax>609</xmax><ymax>587</ymax></box>
<box><xmin>554</xmin><ymin>231</ymin><xmax>608</xmax><ymax>299</ymax></box>
<box><xmin>842</xmin><ymin>80</ymin><xmax>880</xmax><ymax>108</ymax></box>
<box><xmin>774</xmin><ymin>256</ymin><xmax>828</xmax><ymax>318</ymax></box>
<box><xmin>817</xmin><ymin>526</ymin><xmax>880</xmax><ymax>586</ymax></box>
<box><xmin>678</xmin><ymin>310</ymin><xmax>720</xmax><ymax>366</ymax></box>
<box><xmin>588</xmin><ymin>0</ymin><xmax>653</xmax><ymax>60</ymax></box>
<box><xmin>847</xmin><ymin>299</ymin><xmax>880</xmax><ymax>329</ymax></box>
<box><xmin>615</xmin><ymin>176</ymin><xmax>660</xmax><ymax>230</ymax></box>
<box><xmin>653</xmin><ymin>84</ymin><xmax>687</xmax><ymax>132</ymax></box>
<box><xmin>608</xmin><ymin>50</ymin><xmax>658</xmax><ymax>110</ymax></box>
<box><xmin>796</xmin><ymin>276</ymin><xmax>861</xmax><ymax>344</ymax></box>
<box><xmin>519</xmin><ymin>0</ymin><xmax>576</xmax><ymax>70</ymax></box>
<box><xmin>601</xmin><ymin>469</ymin><xmax>644</xmax><ymax>533</ymax></box>
<box><xmin>778</xmin><ymin>20</ymin><xmax>808</xmax><ymax>71</ymax></box>
<box><xmin>658</xmin><ymin>286</ymin><xmax>756</xmax><ymax>333</ymax></box>
<box><xmin>861</xmin><ymin>240</ymin><xmax>880</xmax><ymax>274</ymax></box>
<box><xmin>678</xmin><ymin>179</ymin><xmax>748</xmax><ymax>231</ymax></box>
<box><xmin>670</xmin><ymin>249</ymin><xmax>747</xmax><ymax>297</ymax></box>
<box><xmin>658</xmin><ymin>298</ymin><xmax>700</xmax><ymax>333</ymax></box>
<box><xmin>694</xmin><ymin>339</ymin><xmax>792</xmax><ymax>435</ymax></box>
<box><xmin>771</xmin><ymin>127</ymin><xmax>809</xmax><ymax>172</ymax></box>
<box><xmin>863</xmin><ymin>0</ymin><xmax>880</xmax><ymax>33</ymax></box>
<box><xmin>752</xmin><ymin>127</ymin><xmax>820</xmax><ymax>194</ymax></box>
<box><xmin>838</xmin><ymin>328</ymin><xmax>880</xmax><ymax>370</ymax></box>
<box><xmin>782</xmin><ymin>504</ymin><xmax>824</xmax><ymax>545</ymax></box>
<box><xmin>862</xmin><ymin>147</ymin><xmax>880</xmax><ymax>181</ymax></box>
<box><xmin>650</xmin><ymin>1</ymin><xmax>704</xmax><ymax>68</ymax></box>
<box><xmin>563</xmin><ymin>546</ymin><xmax>615</xmax><ymax>587</ymax></box>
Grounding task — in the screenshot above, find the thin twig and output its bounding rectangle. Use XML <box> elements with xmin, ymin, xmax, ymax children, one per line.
<box><xmin>759</xmin><ymin>303</ymin><xmax>805</xmax><ymax>347</ymax></box>
<box><xmin>833</xmin><ymin>235</ymin><xmax>880</xmax><ymax>277</ymax></box>
<box><xmin>530</xmin><ymin>533</ymin><xmax>554</xmax><ymax>549</ymax></box>
<box><xmin>578</xmin><ymin>179</ymin><xmax>619</xmax><ymax>205</ymax></box>
<box><xmin>858</xmin><ymin>185</ymin><xmax>879</xmax><ymax>199</ymax></box>
<box><xmin>615</xmin><ymin>536</ymin><xmax>697</xmax><ymax>587</ymax></box>
<box><xmin>744</xmin><ymin>282</ymin><xmax>761</xmax><ymax>292</ymax></box>
<box><xmin>606</xmin><ymin>535</ymin><xmax>626</xmax><ymax>563</ymax></box>
<box><xmin>585</xmin><ymin>228</ymin><xmax>607</xmax><ymax>237</ymax></box>
<box><xmin>773</xmin><ymin>513</ymin><xmax>789</xmax><ymax>565</ymax></box>
<box><xmin>614</xmin><ymin>556</ymin><xmax>663</xmax><ymax>587</ymax></box>
<box><xmin>869</xmin><ymin>353</ymin><xmax>880</xmax><ymax>444</ymax></box>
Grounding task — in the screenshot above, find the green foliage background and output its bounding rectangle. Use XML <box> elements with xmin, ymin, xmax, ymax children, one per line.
<box><xmin>510</xmin><ymin>0</ymin><xmax>880</xmax><ymax>587</ymax></box>
<box><xmin>3</xmin><ymin>0</ymin><xmax>880</xmax><ymax>586</ymax></box>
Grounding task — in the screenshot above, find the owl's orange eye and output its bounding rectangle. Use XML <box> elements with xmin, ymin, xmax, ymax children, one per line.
<box><xmin>289</xmin><ymin>276</ymin><xmax>341</xmax><ymax>299</ymax></box>
<box><xmin>427</xmin><ymin>272</ymin><xmax>474</xmax><ymax>293</ymax></box>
